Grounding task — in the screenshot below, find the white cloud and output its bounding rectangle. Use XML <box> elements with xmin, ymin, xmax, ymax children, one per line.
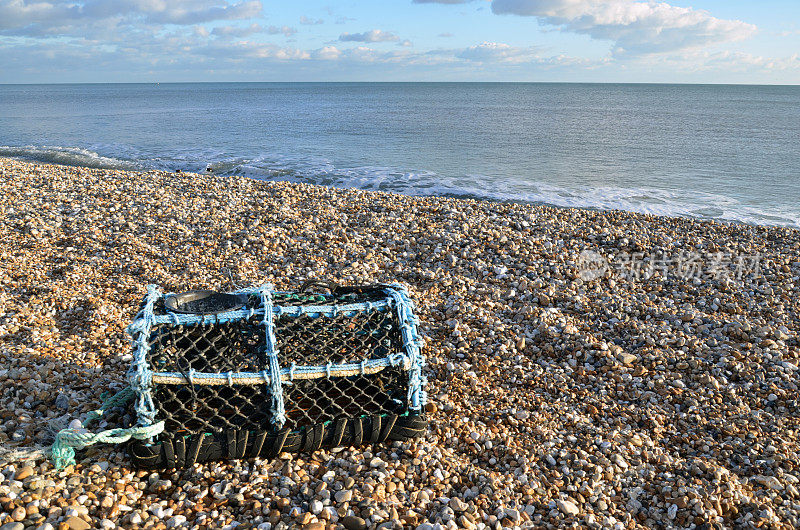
<box><xmin>339</xmin><ymin>30</ymin><xmax>399</xmax><ymax>43</ymax></box>
<box><xmin>650</xmin><ymin>50</ymin><xmax>800</xmax><ymax>73</ymax></box>
<box><xmin>0</xmin><ymin>0</ymin><xmax>264</xmax><ymax>35</ymax></box>
<box><xmin>457</xmin><ymin>41</ymin><xmax>541</xmax><ymax>63</ymax></box>
<box><xmin>491</xmin><ymin>0</ymin><xmax>757</xmax><ymax>55</ymax></box>
<box><xmin>209</xmin><ymin>23</ymin><xmax>297</xmax><ymax>38</ymax></box>
<box><xmin>399</xmin><ymin>39</ymin><xmax>413</xmax><ymax>47</ymax></box>
<box><xmin>299</xmin><ymin>15</ymin><xmax>324</xmax><ymax>25</ymax></box>
<box><xmin>313</xmin><ymin>45</ymin><xmax>341</xmax><ymax>60</ymax></box>
<box><xmin>266</xmin><ymin>25</ymin><xmax>297</xmax><ymax>36</ymax></box>
<box><xmin>212</xmin><ymin>23</ymin><xmax>262</xmax><ymax>37</ymax></box>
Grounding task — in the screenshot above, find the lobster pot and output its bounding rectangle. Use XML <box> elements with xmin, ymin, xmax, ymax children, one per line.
<box><xmin>125</xmin><ymin>283</ymin><xmax>427</xmax><ymax>469</ymax></box>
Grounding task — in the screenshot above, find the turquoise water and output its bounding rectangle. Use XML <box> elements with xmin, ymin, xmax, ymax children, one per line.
<box><xmin>1</xmin><ymin>82</ymin><xmax>798</xmax><ymax>228</ymax></box>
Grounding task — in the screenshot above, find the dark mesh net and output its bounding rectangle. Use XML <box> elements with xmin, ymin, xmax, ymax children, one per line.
<box><xmin>275</xmin><ymin>307</ymin><xmax>403</xmax><ymax>365</ymax></box>
<box><xmin>154</xmin><ymin>383</ymin><xmax>275</xmax><ymax>434</ymax></box>
<box><xmin>283</xmin><ymin>368</ymin><xmax>409</xmax><ymax>430</ymax></box>
<box><xmin>147</xmin><ymin>317</ymin><xmax>267</xmax><ymax>373</ymax></box>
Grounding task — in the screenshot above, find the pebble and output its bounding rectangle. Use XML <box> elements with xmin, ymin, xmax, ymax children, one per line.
<box><xmin>335</xmin><ymin>490</ymin><xmax>352</xmax><ymax>503</ymax></box>
<box><xmin>449</xmin><ymin>497</ymin><xmax>467</xmax><ymax>512</ymax></box>
<box><xmin>64</xmin><ymin>517</ymin><xmax>90</xmax><ymax>530</ymax></box>
<box><xmin>340</xmin><ymin>515</ymin><xmax>367</xmax><ymax>530</ymax></box>
<box><xmin>556</xmin><ymin>499</ymin><xmax>580</xmax><ymax>516</ymax></box>
<box><xmin>14</xmin><ymin>466</ymin><xmax>34</xmax><ymax>480</ymax></box>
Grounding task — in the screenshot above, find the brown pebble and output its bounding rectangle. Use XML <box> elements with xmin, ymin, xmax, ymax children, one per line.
<box><xmin>11</xmin><ymin>506</ymin><xmax>25</xmax><ymax>521</ymax></box>
<box><xmin>340</xmin><ymin>515</ymin><xmax>367</xmax><ymax>530</ymax></box>
<box><xmin>65</xmin><ymin>516</ymin><xmax>91</xmax><ymax>530</ymax></box>
<box><xmin>15</xmin><ymin>466</ymin><xmax>34</xmax><ymax>481</ymax></box>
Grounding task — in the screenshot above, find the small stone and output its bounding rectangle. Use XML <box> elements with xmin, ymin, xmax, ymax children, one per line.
<box><xmin>449</xmin><ymin>497</ymin><xmax>467</xmax><ymax>512</ymax></box>
<box><xmin>667</xmin><ymin>504</ymin><xmax>678</xmax><ymax>519</ymax></box>
<box><xmin>340</xmin><ymin>515</ymin><xmax>367</xmax><ymax>530</ymax></box>
<box><xmin>758</xmin><ymin>475</ymin><xmax>783</xmax><ymax>491</ymax></box>
<box><xmin>557</xmin><ymin>499</ymin><xmax>580</xmax><ymax>516</ymax></box>
<box><xmin>515</xmin><ymin>410</ymin><xmax>530</xmax><ymax>421</ymax></box>
<box><xmin>504</xmin><ymin>508</ymin><xmax>520</xmax><ymax>522</ymax></box>
<box><xmin>619</xmin><ymin>353</ymin><xmax>637</xmax><ymax>366</ymax></box>
<box><xmin>0</xmin><ymin>523</ymin><xmax>24</xmax><ymax>530</ymax></box>
<box><xmin>166</xmin><ymin>515</ymin><xmax>186</xmax><ymax>528</ymax></box>
<box><xmin>303</xmin><ymin>524</ymin><xmax>325</xmax><ymax>530</ymax></box>
<box><xmin>335</xmin><ymin>489</ymin><xmax>352</xmax><ymax>503</ymax></box>
<box><xmin>310</xmin><ymin>499</ymin><xmax>323</xmax><ymax>515</ymax></box>
<box><xmin>11</xmin><ymin>507</ymin><xmax>25</xmax><ymax>521</ymax></box>
<box><xmin>459</xmin><ymin>515</ymin><xmax>476</xmax><ymax>530</ymax></box>
<box><xmin>55</xmin><ymin>393</ymin><xmax>70</xmax><ymax>410</ymax></box>
<box><xmin>15</xmin><ymin>466</ymin><xmax>34</xmax><ymax>481</ymax></box>
<box><xmin>64</xmin><ymin>517</ymin><xmax>90</xmax><ymax>530</ymax></box>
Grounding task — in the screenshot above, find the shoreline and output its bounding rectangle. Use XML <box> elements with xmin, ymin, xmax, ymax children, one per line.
<box><xmin>2</xmin><ymin>151</ymin><xmax>797</xmax><ymax>232</ymax></box>
<box><xmin>1</xmin><ymin>157</ymin><xmax>799</xmax><ymax>528</ymax></box>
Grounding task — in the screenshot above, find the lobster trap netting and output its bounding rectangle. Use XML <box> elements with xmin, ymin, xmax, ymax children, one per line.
<box><xmin>124</xmin><ymin>283</ymin><xmax>427</xmax><ymax>468</ymax></box>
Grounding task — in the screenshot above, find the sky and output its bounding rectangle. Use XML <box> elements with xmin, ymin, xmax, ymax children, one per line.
<box><xmin>0</xmin><ymin>0</ymin><xmax>799</xmax><ymax>84</ymax></box>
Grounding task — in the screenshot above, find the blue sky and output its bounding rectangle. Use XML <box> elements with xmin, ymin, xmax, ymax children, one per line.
<box><xmin>1</xmin><ymin>0</ymin><xmax>798</xmax><ymax>83</ymax></box>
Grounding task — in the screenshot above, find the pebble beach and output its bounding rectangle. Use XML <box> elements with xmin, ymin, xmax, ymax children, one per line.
<box><xmin>0</xmin><ymin>156</ymin><xmax>799</xmax><ymax>529</ymax></box>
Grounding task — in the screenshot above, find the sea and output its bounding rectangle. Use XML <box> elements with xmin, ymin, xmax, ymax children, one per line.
<box><xmin>1</xmin><ymin>82</ymin><xmax>798</xmax><ymax>228</ymax></box>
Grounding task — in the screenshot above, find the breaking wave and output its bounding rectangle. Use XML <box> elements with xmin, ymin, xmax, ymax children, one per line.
<box><xmin>2</xmin><ymin>144</ymin><xmax>797</xmax><ymax>229</ymax></box>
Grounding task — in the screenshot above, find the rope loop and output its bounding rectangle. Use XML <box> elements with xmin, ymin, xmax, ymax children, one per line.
<box><xmin>50</xmin><ymin>386</ymin><xmax>164</xmax><ymax>470</ymax></box>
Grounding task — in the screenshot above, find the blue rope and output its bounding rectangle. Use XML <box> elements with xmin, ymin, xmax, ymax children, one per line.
<box><xmin>50</xmin><ymin>386</ymin><xmax>165</xmax><ymax>470</ymax></box>
<box><xmin>146</xmin><ymin>299</ymin><xmax>393</xmax><ymax>326</ymax></box>
<box><xmin>259</xmin><ymin>284</ymin><xmax>286</xmax><ymax>427</ymax></box>
<box><xmin>126</xmin><ymin>284</ymin><xmax>160</xmax><ymax>427</ymax></box>
<box><xmin>386</xmin><ymin>284</ymin><xmax>428</xmax><ymax>410</ymax></box>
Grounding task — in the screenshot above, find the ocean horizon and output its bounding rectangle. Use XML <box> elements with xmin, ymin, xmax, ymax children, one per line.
<box><xmin>2</xmin><ymin>82</ymin><xmax>798</xmax><ymax>228</ymax></box>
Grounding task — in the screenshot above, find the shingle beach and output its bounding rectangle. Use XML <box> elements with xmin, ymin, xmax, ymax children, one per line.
<box><xmin>0</xmin><ymin>157</ymin><xmax>799</xmax><ymax>530</ymax></box>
